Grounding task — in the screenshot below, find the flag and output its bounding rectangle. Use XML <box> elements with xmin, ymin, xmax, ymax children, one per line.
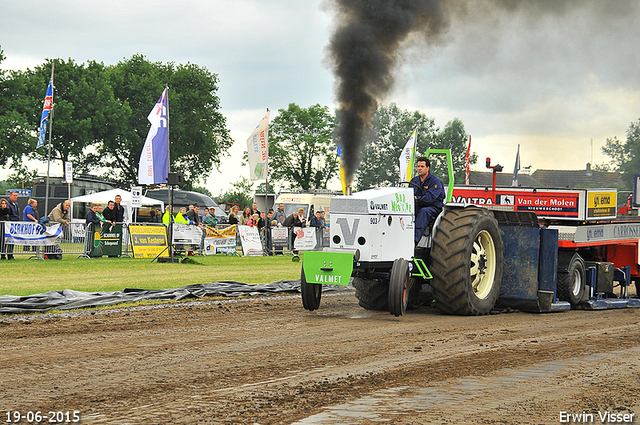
<box><xmin>399</xmin><ymin>130</ymin><xmax>417</xmax><ymax>182</ymax></box>
<box><xmin>512</xmin><ymin>144</ymin><xmax>521</xmax><ymax>187</ymax></box>
<box><xmin>464</xmin><ymin>136</ymin><xmax>471</xmax><ymax>185</ymax></box>
<box><xmin>138</xmin><ymin>88</ymin><xmax>169</xmax><ymax>185</ymax></box>
<box><xmin>246</xmin><ymin>110</ymin><xmax>270</xmax><ymax>181</ymax></box>
<box><xmin>337</xmin><ymin>145</ymin><xmax>347</xmax><ymax>195</ymax></box>
<box><xmin>37</xmin><ymin>79</ymin><xmax>53</xmax><ymax>148</ymax></box>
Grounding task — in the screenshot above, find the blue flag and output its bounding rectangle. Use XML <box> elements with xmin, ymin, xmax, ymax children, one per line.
<box><xmin>37</xmin><ymin>79</ymin><xmax>53</xmax><ymax>148</ymax></box>
<box><xmin>138</xmin><ymin>88</ymin><xmax>169</xmax><ymax>184</ymax></box>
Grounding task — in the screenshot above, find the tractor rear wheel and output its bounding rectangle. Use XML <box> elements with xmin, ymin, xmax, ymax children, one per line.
<box><xmin>557</xmin><ymin>252</ymin><xmax>585</xmax><ymax>306</ymax></box>
<box><xmin>353</xmin><ymin>277</ymin><xmax>389</xmax><ymax>311</ymax></box>
<box><xmin>301</xmin><ymin>266</ymin><xmax>322</xmax><ymax>311</ymax></box>
<box><xmin>430</xmin><ymin>207</ymin><xmax>504</xmax><ymax>315</ymax></box>
<box><xmin>388</xmin><ymin>258</ymin><xmax>411</xmax><ymax>317</ymax></box>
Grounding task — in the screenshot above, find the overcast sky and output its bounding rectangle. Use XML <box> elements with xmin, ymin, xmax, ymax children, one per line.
<box><xmin>1</xmin><ymin>0</ymin><xmax>639</xmax><ymax>195</ymax></box>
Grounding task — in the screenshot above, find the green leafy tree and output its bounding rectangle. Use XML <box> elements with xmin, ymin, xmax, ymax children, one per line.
<box><xmin>356</xmin><ymin>105</ymin><xmax>476</xmax><ymax>190</ymax></box>
<box><xmin>217</xmin><ymin>177</ymin><xmax>254</xmax><ymax>209</ymax></box>
<box><xmin>601</xmin><ymin>119</ymin><xmax>639</xmax><ymax>189</ymax></box>
<box><xmin>268</xmin><ymin>103</ymin><xmax>339</xmax><ymax>191</ymax></box>
<box><xmin>103</xmin><ymin>55</ymin><xmax>233</xmax><ymax>187</ymax></box>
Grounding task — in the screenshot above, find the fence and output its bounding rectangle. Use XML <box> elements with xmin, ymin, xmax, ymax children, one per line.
<box><xmin>0</xmin><ymin>221</ymin><xmax>329</xmax><ymax>259</ymax></box>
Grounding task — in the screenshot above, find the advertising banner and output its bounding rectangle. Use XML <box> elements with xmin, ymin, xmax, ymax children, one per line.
<box><xmin>87</xmin><ymin>223</ymin><xmax>123</xmax><ymax>257</ymax></box>
<box><xmin>271</xmin><ymin>227</ymin><xmax>288</xmax><ymax>250</ymax></box>
<box><xmin>238</xmin><ymin>225</ymin><xmax>263</xmax><ymax>256</ymax></box>
<box><xmin>129</xmin><ymin>224</ymin><xmax>169</xmax><ymax>258</ymax></box>
<box><xmin>4</xmin><ymin>222</ymin><xmax>62</xmax><ymax>246</ymax></box>
<box><xmin>586</xmin><ymin>190</ymin><xmax>617</xmax><ymax>219</ymax></box>
<box><xmin>292</xmin><ymin>227</ymin><xmax>317</xmax><ymax>251</ymax></box>
<box><xmin>172</xmin><ymin>223</ymin><xmax>202</xmax><ymax>245</ymax></box>
<box><xmin>204</xmin><ymin>225</ymin><xmax>237</xmax><ymax>255</ymax></box>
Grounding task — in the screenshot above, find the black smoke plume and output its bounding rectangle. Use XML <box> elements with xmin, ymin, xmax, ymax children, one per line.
<box><xmin>329</xmin><ymin>0</ymin><xmax>448</xmax><ymax>186</ymax></box>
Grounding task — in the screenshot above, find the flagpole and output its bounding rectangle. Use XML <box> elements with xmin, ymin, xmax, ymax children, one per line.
<box><xmin>265</xmin><ymin>108</ymin><xmax>270</xmax><ymax>214</ymax></box>
<box><xmin>165</xmin><ymin>86</ymin><xmax>170</xmax><ymax>175</ymax></box>
<box><xmin>411</xmin><ymin>128</ymin><xmax>417</xmax><ymax>179</ymax></box>
<box><xmin>44</xmin><ymin>61</ymin><xmax>55</xmax><ymax>215</ymax></box>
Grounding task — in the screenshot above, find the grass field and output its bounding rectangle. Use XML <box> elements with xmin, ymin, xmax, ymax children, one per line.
<box><xmin>0</xmin><ymin>254</ymin><xmax>302</xmax><ymax>297</ymax></box>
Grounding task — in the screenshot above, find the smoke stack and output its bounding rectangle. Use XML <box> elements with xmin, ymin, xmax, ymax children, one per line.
<box><xmin>345</xmin><ymin>185</ymin><xmax>353</xmax><ymax>196</ymax></box>
<box><xmin>328</xmin><ymin>1</ymin><xmax>448</xmax><ymax>187</ymax></box>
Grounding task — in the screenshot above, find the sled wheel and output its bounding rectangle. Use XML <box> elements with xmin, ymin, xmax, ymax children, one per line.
<box><xmin>353</xmin><ymin>277</ymin><xmax>389</xmax><ymax>311</ymax></box>
<box><xmin>557</xmin><ymin>252</ymin><xmax>585</xmax><ymax>306</ymax></box>
<box><xmin>388</xmin><ymin>259</ymin><xmax>411</xmax><ymax>317</ymax></box>
<box><xmin>301</xmin><ymin>266</ymin><xmax>322</xmax><ymax>311</ymax></box>
<box><xmin>430</xmin><ymin>207</ymin><xmax>504</xmax><ymax>315</ymax></box>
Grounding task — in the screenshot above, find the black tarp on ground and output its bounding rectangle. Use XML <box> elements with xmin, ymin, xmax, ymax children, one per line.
<box><xmin>0</xmin><ymin>280</ymin><xmax>352</xmax><ymax>314</ymax></box>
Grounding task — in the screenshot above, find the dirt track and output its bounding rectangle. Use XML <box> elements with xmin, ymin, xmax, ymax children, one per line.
<box><xmin>1</xmin><ymin>291</ymin><xmax>640</xmax><ymax>424</ymax></box>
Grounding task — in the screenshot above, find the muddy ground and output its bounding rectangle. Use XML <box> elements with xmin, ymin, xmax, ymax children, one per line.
<box><xmin>1</xmin><ymin>291</ymin><xmax>639</xmax><ymax>424</ymax></box>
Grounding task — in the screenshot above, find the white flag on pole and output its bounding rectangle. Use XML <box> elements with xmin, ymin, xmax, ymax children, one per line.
<box><xmin>246</xmin><ymin>110</ymin><xmax>270</xmax><ymax>181</ymax></box>
<box><xmin>399</xmin><ymin>130</ymin><xmax>416</xmax><ymax>182</ymax></box>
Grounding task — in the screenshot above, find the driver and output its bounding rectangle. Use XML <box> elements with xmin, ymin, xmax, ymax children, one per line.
<box><xmin>410</xmin><ymin>156</ymin><xmax>445</xmax><ymax>244</ymax></box>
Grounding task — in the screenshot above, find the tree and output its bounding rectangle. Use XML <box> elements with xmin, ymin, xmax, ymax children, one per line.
<box><xmin>217</xmin><ymin>177</ymin><xmax>254</xmax><ymax>208</ymax></box>
<box><xmin>355</xmin><ymin>104</ymin><xmax>476</xmax><ymax>190</ymax></box>
<box><xmin>268</xmin><ymin>103</ymin><xmax>339</xmax><ymax>191</ymax></box>
<box><xmin>103</xmin><ymin>55</ymin><xmax>233</xmax><ymax>188</ymax></box>
<box><xmin>602</xmin><ymin>118</ymin><xmax>640</xmax><ymax>189</ymax></box>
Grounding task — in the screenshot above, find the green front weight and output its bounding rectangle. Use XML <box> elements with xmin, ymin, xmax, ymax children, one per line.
<box><xmin>302</xmin><ymin>251</ymin><xmax>354</xmax><ymax>285</ymax></box>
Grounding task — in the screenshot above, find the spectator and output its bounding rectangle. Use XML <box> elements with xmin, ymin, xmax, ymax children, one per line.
<box><xmin>273</xmin><ymin>203</ymin><xmax>286</xmax><ymax>227</ymax></box>
<box><xmin>149</xmin><ymin>209</ymin><xmax>157</xmax><ymax>223</ymax></box>
<box><xmin>85</xmin><ymin>203</ymin><xmax>102</xmax><ymax>225</ymax></box>
<box><xmin>282</xmin><ymin>211</ymin><xmax>302</xmax><ymax>251</ymax></box>
<box><xmin>310</xmin><ymin>210</ymin><xmax>324</xmax><ymax>250</ymax></box>
<box><xmin>175</xmin><ymin>207</ymin><xmax>191</xmax><ymax>224</ymax></box>
<box><xmin>247</xmin><ymin>213</ymin><xmax>259</xmax><ymax>227</ymax></box>
<box><xmin>202</xmin><ymin>207</ymin><xmax>218</xmax><ymax>226</ymax></box>
<box><xmin>113</xmin><ymin>194</ymin><xmax>125</xmax><ymax>223</ymax></box>
<box><xmin>228</xmin><ymin>205</ymin><xmax>239</xmax><ymax>225</ymax></box>
<box><xmin>264</xmin><ymin>209</ymin><xmax>274</xmax><ymax>255</ymax></box>
<box><xmin>251</xmin><ymin>202</ymin><xmax>260</xmax><ymax>216</ymax></box>
<box><xmin>201</xmin><ymin>208</ymin><xmax>209</xmax><ymax>223</ymax></box>
<box><xmin>48</xmin><ymin>200</ymin><xmax>71</xmax><ymax>226</ymax></box>
<box><xmin>297</xmin><ymin>208</ymin><xmax>307</xmax><ymax>227</ymax></box>
<box><xmin>103</xmin><ymin>200</ymin><xmax>117</xmax><ymax>225</ymax></box>
<box><xmin>96</xmin><ymin>204</ymin><xmax>107</xmax><ymax>223</ymax></box>
<box><xmin>0</xmin><ymin>198</ymin><xmax>10</xmax><ymax>260</ymax></box>
<box><xmin>5</xmin><ymin>191</ymin><xmax>20</xmax><ymax>259</ymax></box>
<box><xmin>239</xmin><ymin>207</ymin><xmax>251</xmax><ymax>225</ymax></box>
<box><xmin>23</xmin><ymin>199</ymin><xmax>39</xmax><ymax>223</ymax></box>
<box><xmin>258</xmin><ymin>211</ymin><xmax>266</xmax><ymax>230</ymax></box>
<box><xmin>162</xmin><ymin>205</ymin><xmax>174</xmax><ymax>225</ymax></box>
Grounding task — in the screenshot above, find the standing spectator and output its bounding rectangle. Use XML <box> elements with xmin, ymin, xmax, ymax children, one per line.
<box><xmin>258</xmin><ymin>211</ymin><xmax>266</xmax><ymax>230</ymax></box>
<box><xmin>85</xmin><ymin>203</ymin><xmax>102</xmax><ymax>225</ymax></box>
<box><xmin>0</xmin><ymin>198</ymin><xmax>10</xmax><ymax>260</ymax></box>
<box><xmin>148</xmin><ymin>209</ymin><xmax>157</xmax><ymax>223</ymax></box>
<box><xmin>203</xmin><ymin>207</ymin><xmax>218</xmax><ymax>226</ymax></box>
<box><xmin>273</xmin><ymin>203</ymin><xmax>286</xmax><ymax>227</ymax></box>
<box><xmin>162</xmin><ymin>205</ymin><xmax>174</xmax><ymax>225</ymax></box>
<box><xmin>186</xmin><ymin>204</ymin><xmax>201</xmax><ymax>223</ymax></box>
<box><xmin>175</xmin><ymin>207</ymin><xmax>190</xmax><ymax>224</ymax></box>
<box><xmin>5</xmin><ymin>191</ymin><xmax>20</xmax><ymax>260</ymax></box>
<box><xmin>103</xmin><ymin>200</ymin><xmax>117</xmax><ymax>225</ymax></box>
<box><xmin>96</xmin><ymin>205</ymin><xmax>107</xmax><ymax>223</ymax></box>
<box><xmin>23</xmin><ymin>199</ymin><xmax>39</xmax><ymax>223</ymax></box>
<box><xmin>264</xmin><ymin>209</ymin><xmax>274</xmax><ymax>255</ymax></box>
<box><xmin>251</xmin><ymin>202</ymin><xmax>260</xmax><ymax>216</ymax></box>
<box><xmin>48</xmin><ymin>200</ymin><xmax>71</xmax><ymax>226</ymax></box>
<box><xmin>228</xmin><ymin>205</ymin><xmax>239</xmax><ymax>225</ymax></box>
<box><xmin>113</xmin><ymin>194</ymin><xmax>125</xmax><ymax>223</ymax></box>
<box><xmin>297</xmin><ymin>208</ymin><xmax>307</xmax><ymax>227</ymax></box>
<box><xmin>310</xmin><ymin>210</ymin><xmax>324</xmax><ymax>250</ymax></box>
<box><xmin>247</xmin><ymin>213</ymin><xmax>259</xmax><ymax>227</ymax></box>
<box><xmin>239</xmin><ymin>207</ymin><xmax>251</xmax><ymax>225</ymax></box>
<box><xmin>282</xmin><ymin>211</ymin><xmax>302</xmax><ymax>251</ymax></box>
<box><xmin>201</xmin><ymin>208</ymin><xmax>209</xmax><ymax>223</ymax></box>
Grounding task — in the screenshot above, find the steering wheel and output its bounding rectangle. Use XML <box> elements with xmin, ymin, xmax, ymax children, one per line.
<box><xmin>400</xmin><ymin>181</ymin><xmax>424</xmax><ymax>197</ymax></box>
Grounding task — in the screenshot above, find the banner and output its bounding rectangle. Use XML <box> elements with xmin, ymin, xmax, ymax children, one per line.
<box><xmin>292</xmin><ymin>227</ymin><xmax>317</xmax><ymax>251</ymax></box>
<box><xmin>86</xmin><ymin>223</ymin><xmax>123</xmax><ymax>257</ymax></box>
<box><xmin>129</xmin><ymin>224</ymin><xmax>169</xmax><ymax>258</ymax></box>
<box><xmin>246</xmin><ymin>110</ymin><xmax>270</xmax><ymax>181</ymax></box>
<box><xmin>4</xmin><ymin>222</ymin><xmax>62</xmax><ymax>246</ymax></box>
<box><xmin>465</xmin><ymin>136</ymin><xmax>471</xmax><ymax>185</ymax></box>
<box><xmin>238</xmin><ymin>225</ymin><xmax>263</xmax><ymax>256</ymax></box>
<box><xmin>138</xmin><ymin>88</ymin><xmax>169</xmax><ymax>185</ymax></box>
<box><xmin>37</xmin><ymin>79</ymin><xmax>53</xmax><ymax>149</ymax></box>
<box><xmin>204</xmin><ymin>225</ymin><xmax>237</xmax><ymax>255</ymax></box>
<box><xmin>399</xmin><ymin>130</ymin><xmax>416</xmax><ymax>182</ymax></box>
<box><xmin>512</xmin><ymin>144</ymin><xmax>520</xmax><ymax>187</ymax></box>
<box><xmin>171</xmin><ymin>223</ymin><xmax>202</xmax><ymax>245</ymax></box>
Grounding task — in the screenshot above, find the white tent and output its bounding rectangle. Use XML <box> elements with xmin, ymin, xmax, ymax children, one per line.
<box><xmin>70</xmin><ymin>189</ymin><xmax>164</xmax><ymax>223</ymax></box>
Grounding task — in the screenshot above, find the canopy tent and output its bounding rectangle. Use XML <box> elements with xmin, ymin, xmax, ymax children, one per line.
<box><xmin>70</xmin><ymin>189</ymin><xmax>164</xmax><ymax>223</ymax></box>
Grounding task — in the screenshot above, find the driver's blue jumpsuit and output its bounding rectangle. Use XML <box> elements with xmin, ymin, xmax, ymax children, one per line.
<box><xmin>410</xmin><ymin>172</ymin><xmax>445</xmax><ymax>243</ymax></box>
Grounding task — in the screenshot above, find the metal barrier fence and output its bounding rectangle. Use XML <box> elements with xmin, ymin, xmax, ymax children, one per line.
<box><xmin>0</xmin><ymin>221</ymin><xmax>329</xmax><ymax>259</ymax></box>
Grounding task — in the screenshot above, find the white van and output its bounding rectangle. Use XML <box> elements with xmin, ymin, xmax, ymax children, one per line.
<box><xmin>273</xmin><ymin>191</ymin><xmax>335</xmax><ymax>223</ymax></box>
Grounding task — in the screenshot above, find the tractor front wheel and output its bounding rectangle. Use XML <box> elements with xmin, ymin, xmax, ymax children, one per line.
<box><xmin>301</xmin><ymin>266</ymin><xmax>322</xmax><ymax>311</ymax></box>
<box><xmin>388</xmin><ymin>258</ymin><xmax>411</xmax><ymax>317</ymax></box>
